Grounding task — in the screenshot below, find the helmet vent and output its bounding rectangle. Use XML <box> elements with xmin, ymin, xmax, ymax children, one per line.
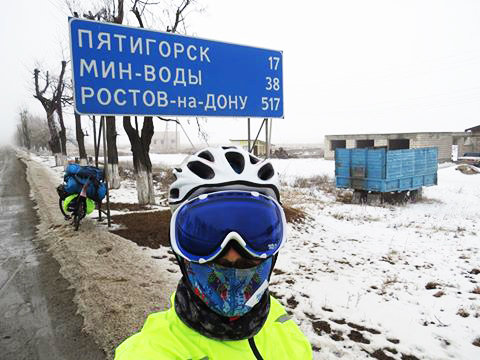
<box><xmin>170</xmin><ymin>188</ymin><xmax>179</xmax><ymax>199</ymax></box>
<box><xmin>222</xmin><ymin>146</ymin><xmax>235</xmax><ymax>150</ymax></box>
<box><xmin>175</xmin><ymin>167</ymin><xmax>182</xmax><ymax>172</ymax></box>
<box><xmin>225</xmin><ymin>151</ymin><xmax>245</xmax><ymax>174</ymax></box>
<box><xmin>258</xmin><ymin>163</ymin><xmax>274</xmax><ymax>180</ymax></box>
<box><xmin>197</xmin><ymin>150</ymin><xmax>214</xmax><ymax>162</ymax></box>
<box><xmin>249</xmin><ymin>155</ymin><xmax>260</xmax><ymax>164</ymax></box>
<box><xmin>187</xmin><ymin>161</ymin><xmax>215</xmax><ymax>179</ymax></box>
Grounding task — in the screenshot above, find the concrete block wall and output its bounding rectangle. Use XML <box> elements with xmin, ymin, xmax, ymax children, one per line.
<box><xmin>324</xmin><ymin>148</ymin><xmax>334</xmax><ymax>160</ymax></box>
<box><xmin>324</xmin><ymin>136</ymin><xmax>345</xmax><ymax>160</ymax></box>
<box><xmin>453</xmin><ymin>137</ymin><xmax>466</xmax><ymax>159</ymax></box>
<box><xmin>346</xmin><ymin>139</ymin><xmax>356</xmax><ymax>149</ymax></box>
<box><xmin>472</xmin><ymin>137</ymin><xmax>480</xmax><ymax>152</ymax></box>
<box><xmin>324</xmin><ymin>138</ymin><xmax>352</xmax><ymax>160</ymax></box>
<box><xmin>410</xmin><ymin>134</ymin><xmax>452</xmax><ymax>162</ymax></box>
<box><xmin>374</xmin><ymin>139</ymin><xmax>388</xmax><ymax>147</ymax></box>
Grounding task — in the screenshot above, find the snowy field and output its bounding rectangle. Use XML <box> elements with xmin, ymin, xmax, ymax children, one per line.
<box><xmin>271</xmin><ymin>162</ymin><xmax>480</xmax><ymax>360</ymax></box>
<box><xmin>118</xmin><ymin>153</ymin><xmax>188</xmax><ymax>168</ymax></box>
<box><xmin>33</xmin><ymin>153</ymin><xmax>479</xmax><ymax>359</ymax></box>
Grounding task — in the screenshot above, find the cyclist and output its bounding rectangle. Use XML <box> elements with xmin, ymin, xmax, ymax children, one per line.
<box><xmin>115</xmin><ymin>146</ymin><xmax>312</xmax><ymax>359</ymax></box>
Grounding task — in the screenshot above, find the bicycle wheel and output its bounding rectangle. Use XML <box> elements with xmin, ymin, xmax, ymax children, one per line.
<box><xmin>59</xmin><ymin>197</ymin><xmax>70</xmax><ymax>219</ymax></box>
<box><xmin>74</xmin><ymin>198</ymin><xmax>86</xmax><ymax>231</ymax></box>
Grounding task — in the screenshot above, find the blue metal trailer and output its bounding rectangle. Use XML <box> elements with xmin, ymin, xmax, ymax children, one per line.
<box><xmin>335</xmin><ymin>147</ymin><xmax>438</xmax><ymax>204</ymax></box>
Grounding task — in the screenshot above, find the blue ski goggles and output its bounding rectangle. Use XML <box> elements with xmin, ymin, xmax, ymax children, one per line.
<box><xmin>170</xmin><ymin>191</ymin><xmax>287</xmax><ymax>263</ymax></box>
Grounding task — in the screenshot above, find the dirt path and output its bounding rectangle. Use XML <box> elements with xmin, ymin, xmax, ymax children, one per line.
<box><xmin>16</xmin><ymin>150</ymin><xmax>179</xmax><ymax>359</ymax></box>
<box><xmin>0</xmin><ymin>147</ymin><xmax>105</xmax><ymax>360</ymax></box>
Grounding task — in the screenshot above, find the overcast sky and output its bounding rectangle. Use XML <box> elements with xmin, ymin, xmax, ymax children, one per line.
<box><xmin>2</xmin><ymin>0</ymin><xmax>480</xmax><ymax>147</ymax></box>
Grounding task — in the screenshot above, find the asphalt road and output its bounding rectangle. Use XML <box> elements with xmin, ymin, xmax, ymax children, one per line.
<box><xmin>0</xmin><ymin>148</ymin><xmax>105</xmax><ymax>360</ymax></box>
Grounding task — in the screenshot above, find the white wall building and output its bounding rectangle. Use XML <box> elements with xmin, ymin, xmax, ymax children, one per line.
<box><xmin>151</xmin><ymin>131</ymin><xmax>180</xmax><ymax>152</ymax></box>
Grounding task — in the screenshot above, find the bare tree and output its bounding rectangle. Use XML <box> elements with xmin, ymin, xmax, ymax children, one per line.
<box><xmin>61</xmin><ymin>75</ymin><xmax>88</xmax><ymax>165</ymax></box>
<box><xmin>74</xmin><ymin>112</ymin><xmax>88</xmax><ymax>164</ymax></box>
<box><xmin>123</xmin><ymin>0</ymin><xmax>197</xmax><ymax>204</ymax></box>
<box><xmin>15</xmin><ymin>110</ymin><xmax>51</xmax><ymax>151</ymax></box>
<box><xmin>29</xmin><ymin>115</ymin><xmax>51</xmax><ymax>151</ymax></box>
<box><xmin>131</xmin><ymin>0</ymin><xmax>203</xmax><ymax>35</ymax></box>
<box><xmin>87</xmin><ymin>1</ymin><xmax>124</xmax><ymax>188</ymax></box>
<box><xmin>66</xmin><ymin>0</ymin><xmax>203</xmax><ymax>201</ymax></box>
<box><xmin>123</xmin><ymin>116</ymin><xmax>155</xmax><ymax>203</ymax></box>
<box><xmin>33</xmin><ymin>60</ymin><xmax>68</xmax><ymax>165</ymax></box>
<box><xmin>67</xmin><ymin>0</ymin><xmax>125</xmax><ymax>186</ymax></box>
<box><xmin>55</xmin><ymin>89</ymin><xmax>68</xmax><ymax>158</ymax></box>
<box><xmin>14</xmin><ymin>124</ymin><xmax>24</xmax><ymax>149</ymax></box>
<box><xmin>61</xmin><ymin>13</ymin><xmax>90</xmax><ymax>167</ymax></box>
<box><xmin>17</xmin><ymin>109</ymin><xmax>32</xmax><ymax>150</ymax></box>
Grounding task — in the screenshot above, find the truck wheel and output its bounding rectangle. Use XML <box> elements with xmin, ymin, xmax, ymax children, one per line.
<box><xmin>396</xmin><ymin>191</ymin><xmax>408</xmax><ymax>204</ymax></box>
<box><xmin>410</xmin><ymin>190</ymin><xmax>418</xmax><ymax>202</ymax></box>
<box><xmin>352</xmin><ymin>190</ymin><xmax>362</xmax><ymax>204</ymax></box>
<box><xmin>417</xmin><ymin>187</ymin><xmax>423</xmax><ymax>200</ymax></box>
<box><xmin>410</xmin><ymin>188</ymin><xmax>423</xmax><ymax>203</ymax></box>
<box><xmin>352</xmin><ymin>190</ymin><xmax>367</xmax><ymax>204</ymax></box>
<box><xmin>367</xmin><ymin>193</ymin><xmax>382</xmax><ymax>206</ymax></box>
<box><xmin>382</xmin><ymin>192</ymin><xmax>391</xmax><ymax>204</ymax></box>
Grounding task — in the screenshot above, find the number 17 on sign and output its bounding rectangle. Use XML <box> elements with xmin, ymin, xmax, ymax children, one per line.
<box><xmin>269</xmin><ymin>56</ymin><xmax>280</xmax><ymax>70</ymax></box>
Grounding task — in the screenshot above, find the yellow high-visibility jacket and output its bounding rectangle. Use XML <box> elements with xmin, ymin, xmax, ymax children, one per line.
<box><xmin>115</xmin><ymin>294</ymin><xmax>312</xmax><ymax>360</ymax></box>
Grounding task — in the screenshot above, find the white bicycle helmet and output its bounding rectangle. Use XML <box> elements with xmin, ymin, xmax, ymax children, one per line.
<box><xmin>169</xmin><ymin>146</ymin><xmax>280</xmax><ymax>212</ymax></box>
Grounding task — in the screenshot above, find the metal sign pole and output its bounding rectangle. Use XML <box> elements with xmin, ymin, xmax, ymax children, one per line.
<box><xmin>97</xmin><ymin>119</ymin><xmax>103</xmax><ymax>221</ymax></box>
<box><xmin>96</xmin><ymin>118</ymin><xmax>103</xmax><ymax>167</ymax></box>
<box><xmin>176</xmin><ymin>121</ymin><xmax>179</xmax><ymax>152</ymax></box>
<box><xmin>249</xmin><ymin>119</ymin><xmax>266</xmax><ymax>154</ymax></box>
<box><xmin>92</xmin><ymin>115</ymin><xmax>98</xmax><ymax>167</ymax></box>
<box><xmin>59</xmin><ymin>135</ymin><xmax>64</xmax><ymax>160</ymax></box>
<box><xmin>248</xmin><ymin>118</ymin><xmax>251</xmax><ymax>153</ymax></box>
<box><xmin>101</xmin><ymin>116</ymin><xmax>111</xmax><ymax>227</ymax></box>
<box><xmin>265</xmin><ymin>118</ymin><xmax>270</xmax><ymax>158</ymax></box>
<box><xmin>269</xmin><ymin>118</ymin><xmax>273</xmax><ymax>154</ymax></box>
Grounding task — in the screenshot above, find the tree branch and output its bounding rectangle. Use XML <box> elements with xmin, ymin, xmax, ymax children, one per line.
<box><xmin>123</xmin><ymin>116</ymin><xmax>139</xmax><ymax>150</ymax></box>
<box><xmin>114</xmin><ymin>0</ymin><xmax>124</xmax><ymax>24</ymax></box>
<box><xmin>33</xmin><ymin>69</ymin><xmax>43</xmax><ymax>101</ymax></box>
<box><xmin>171</xmin><ymin>0</ymin><xmax>190</xmax><ymax>33</ymax></box>
<box><xmin>33</xmin><ymin>69</ymin><xmax>49</xmax><ymax>108</ymax></box>
<box><xmin>53</xmin><ymin>61</ymin><xmax>67</xmax><ymax>104</ymax></box>
<box><xmin>157</xmin><ymin>116</ymin><xmax>179</xmax><ymax>124</ymax></box>
<box><xmin>131</xmin><ymin>1</ymin><xmax>144</xmax><ymax>28</ymax></box>
<box><xmin>141</xmin><ymin>116</ymin><xmax>154</xmax><ymax>152</ymax></box>
<box><xmin>41</xmin><ymin>71</ymin><xmax>50</xmax><ymax>95</ymax></box>
<box><xmin>157</xmin><ymin>116</ymin><xmax>196</xmax><ymax>150</ymax></box>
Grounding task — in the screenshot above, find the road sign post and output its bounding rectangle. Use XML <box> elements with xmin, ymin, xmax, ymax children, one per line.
<box><xmin>69</xmin><ymin>18</ymin><xmax>285</xmax><ymax>225</ymax></box>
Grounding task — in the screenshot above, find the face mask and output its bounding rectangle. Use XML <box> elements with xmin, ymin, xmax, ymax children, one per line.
<box><xmin>185</xmin><ymin>258</ymin><xmax>272</xmax><ymax>317</ymax></box>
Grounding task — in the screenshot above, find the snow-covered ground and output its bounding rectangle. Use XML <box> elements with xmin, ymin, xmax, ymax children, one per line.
<box><xmin>271</xmin><ymin>160</ymin><xmax>480</xmax><ymax>360</ymax></box>
<box><xmin>33</xmin><ymin>153</ymin><xmax>480</xmax><ymax>359</ymax></box>
<box><xmin>118</xmin><ymin>153</ymin><xmax>188</xmax><ymax>168</ymax></box>
<box><xmin>149</xmin><ymin>155</ymin><xmax>479</xmax><ymax>360</ymax></box>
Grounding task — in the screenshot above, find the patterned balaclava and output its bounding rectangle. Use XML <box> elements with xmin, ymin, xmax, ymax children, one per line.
<box><xmin>184</xmin><ymin>258</ymin><xmax>273</xmax><ymax>317</ymax></box>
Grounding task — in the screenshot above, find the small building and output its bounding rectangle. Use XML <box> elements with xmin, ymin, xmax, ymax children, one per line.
<box><xmin>324</xmin><ymin>128</ymin><xmax>480</xmax><ymax>162</ymax></box>
<box><xmin>151</xmin><ymin>131</ymin><xmax>180</xmax><ymax>152</ymax></box>
<box><xmin>229</xmin><ymin>139</ymin><xmax>270</xmax><ymax>157</ymax></box>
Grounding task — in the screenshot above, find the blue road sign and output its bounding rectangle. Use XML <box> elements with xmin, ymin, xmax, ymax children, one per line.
<box><xmin>69</xmin><ymin>18</ymin><xmax>283</xmax><ymax>118</ymax></box>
